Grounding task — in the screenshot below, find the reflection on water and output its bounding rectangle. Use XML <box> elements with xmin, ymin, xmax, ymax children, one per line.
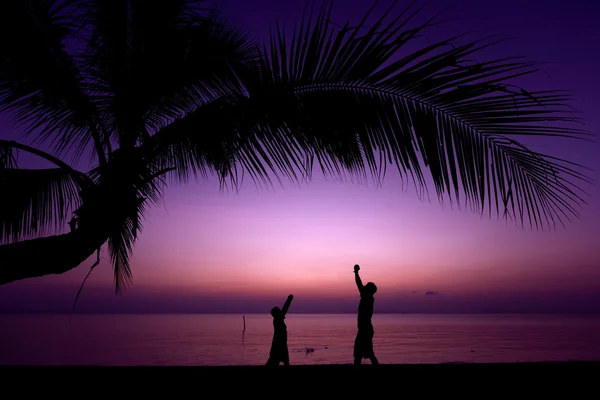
<box><xmin>1</xmin><ymin>314</ymin><xmax>600</xmax><ymax>366</ymax></box>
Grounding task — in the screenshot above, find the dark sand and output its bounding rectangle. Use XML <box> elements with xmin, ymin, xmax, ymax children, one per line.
<box><xmin>3</xmin><ymin>361</ymin><xmax>597</xmax><ymax>396</ymax></box>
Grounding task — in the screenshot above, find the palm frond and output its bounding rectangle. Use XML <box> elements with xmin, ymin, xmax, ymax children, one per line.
<box><xmin>82</xmin><ymin>0</ymin><xmax>257</xmax><ymax>150</ymax></box>
<box><xmin>148</xmin><ymin>95</ymin><xmax>246</xmax><ymax>187</ymax></box>
<box><xmin>87</xmin><ymin>146</ymin><xmax>169</xmax><ymax>206</ymax></box>
<box><xmin>143</xmin><ymin>8</ymin><xmax>259</xmax><ymax>133</ymax></box>
<box><xmin>0</xmin><ymin>167</ymin><xmax>81</xmax><ymax>243</ymax></box>
<box><xmin>104</xmin><ymin>182</ymin><xmax>164</xmax><ymax>293</ymax></box>
<box><xmin>0</xmin><ymin>139</ymin><xmax>93</xmax><ymax>243</ymax></box>
<box><xmin>0</xmin><ymin>0</ymin><xmax>105</xmax><ymax>164</ymax></box>
<box><xmin>148</xmin><ymin>90</ymin><xmax>315</xmax><ymax>193</ymax></box>
<box><xmin>107</xmin><ymin>215</ymin><xmax>136</xmax><ymax>294</ymax></box>
<box><xmin>0</xmin><ymin>139</ymin><xmax>95</xmax><ymax>188</ymax></box>
<box><xmin>245</xmin><ymin>0</ymin><xmax>592</xmax><ymax>230</ymax></box>
<box><xmin>137</xmin><ymin>0</ymin><xmax>592</xmax><ymax>230</ymax></box>
<box><xmin>0</xmin><ymin>141</ymin><xmax>18</xmax><ymax>169</ymax></box>
<box><xmin>87</xmin><ymin>148</ymin><xmax>170</xmax><ymax>293</ymax></box>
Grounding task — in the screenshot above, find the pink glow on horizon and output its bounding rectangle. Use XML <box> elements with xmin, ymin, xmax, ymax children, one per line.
<box><xmin>41</xmin><ymin>172</ymin><xmax>597</xmax><ymax>301</ymax></box>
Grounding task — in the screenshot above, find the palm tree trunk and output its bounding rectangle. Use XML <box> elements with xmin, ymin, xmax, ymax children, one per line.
<box><xmin>0</xmin><ymin>230</ymin><xmax>108</xmax><ymax>286</ymax></box>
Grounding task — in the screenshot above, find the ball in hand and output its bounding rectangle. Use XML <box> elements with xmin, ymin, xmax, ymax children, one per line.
<box><xmin>354</xmin><ymin>264</ymin><xmax>360</xmax><ymax>272</ymax></box>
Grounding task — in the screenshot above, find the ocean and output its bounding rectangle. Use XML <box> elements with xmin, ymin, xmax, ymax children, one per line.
<box><xmin>1</xmin><ymin>314</ymin><xmax>599</xmax><ymax>366</ymax></box>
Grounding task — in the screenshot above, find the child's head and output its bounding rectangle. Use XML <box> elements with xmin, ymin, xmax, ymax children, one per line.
<box><xmin>271</xmin><ymin>306</ymin><xmax>282</xmax><ymax>318</ymax></box>
<box><xmin>364</xmin><ymin>282</ymin><xmax>377</xmax><ymax>295</ymax></box>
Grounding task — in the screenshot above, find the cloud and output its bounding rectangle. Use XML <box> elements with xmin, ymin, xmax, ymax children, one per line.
<box><xmin>425</xmin><ymin>291</ymin><xmax>440</xmax><ymax>296</ymax></box>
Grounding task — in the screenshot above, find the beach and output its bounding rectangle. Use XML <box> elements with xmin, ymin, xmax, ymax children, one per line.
<box><xmin>3</xmin><ymin>362</ymin><xmax>597</xmax><ymax>396</ymax></box>
<box><xmin>0</xmin><ymin>361</ymin><xmax>600</xmax><ymax>399</ymax></box>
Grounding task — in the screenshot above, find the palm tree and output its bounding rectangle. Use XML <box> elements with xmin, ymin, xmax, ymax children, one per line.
<box><xmin>0</xmin><ymin>0</ymin><xmax>591</xmax><ymax>292</ymax></box>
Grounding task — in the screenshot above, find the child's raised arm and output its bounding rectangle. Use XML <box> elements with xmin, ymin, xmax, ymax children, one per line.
<box><xmin>354</xmin><ymin>264</ymin><xmax>364</xmax><ymax>293</ymax></box>
<box><xmin>281</xmin><ymin>294</ymin><xmax>294</xmax><ymax>316</ymax></box>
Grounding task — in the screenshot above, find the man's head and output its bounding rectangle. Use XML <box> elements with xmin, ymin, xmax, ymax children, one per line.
<box><xmin>364</xmin><ymin>282</ymin><xmax>377</xmax><ymax>296</ymax></box>
<box><xmin>271</xmin><ymin>306</ymin><xmax>282</xmax><ymax>318</ymax></box>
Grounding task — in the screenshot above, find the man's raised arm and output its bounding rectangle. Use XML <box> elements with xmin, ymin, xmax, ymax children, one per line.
<box><xmin>354</xmin><ymin>264</ymin><xmax>363</xmax><ymax>292</ymax></box>
<box><xmin>281</xmin><ymin>294</ymin><xmax>294</xmax><ymax>316</ymax></box>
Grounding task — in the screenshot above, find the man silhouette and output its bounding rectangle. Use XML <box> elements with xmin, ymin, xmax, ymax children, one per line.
<box><xmin>353</xmin><ymin>264</ymin><xmax>379</xmax><ymax>365</ymax></box>
<box><xmin>266</xmin><ymin>294</ymin><xmax>294</xmax><ymax>366</ymax></box>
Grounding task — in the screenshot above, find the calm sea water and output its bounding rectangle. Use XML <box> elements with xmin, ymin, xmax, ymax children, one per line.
<box><xmin>1</xmin><ymin>314</ymin><xmax>599</xmax><ymax>366</ymax></box>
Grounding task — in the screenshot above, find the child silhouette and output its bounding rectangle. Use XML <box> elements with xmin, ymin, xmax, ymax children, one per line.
<box><xmin>266</xmin><ymin>294</ymin><xmax>294</xmax><ymax>366</ymax></box>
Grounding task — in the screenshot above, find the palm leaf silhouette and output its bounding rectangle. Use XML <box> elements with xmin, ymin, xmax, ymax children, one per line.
<box><xmin>217</xmin><ymin>0</ymin><xmax>590</xmax><ymax>229</ymax></box>
<box><xmin>0</xmin><ymin>0</ymin><xmax>591</xmax><ymax>292</ymax></box>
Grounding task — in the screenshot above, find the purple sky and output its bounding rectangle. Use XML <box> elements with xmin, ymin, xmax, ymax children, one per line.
<box><xmin>1</xmin><ymin>0</ymin><xmax>599</xmax><ymax>314</ymax></box>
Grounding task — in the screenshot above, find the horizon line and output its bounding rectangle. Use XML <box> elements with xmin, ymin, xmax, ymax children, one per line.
<box><xmin>3</xmin><ymin>311</ymin><xmax>600</xmax><ymax>316</ymax></box>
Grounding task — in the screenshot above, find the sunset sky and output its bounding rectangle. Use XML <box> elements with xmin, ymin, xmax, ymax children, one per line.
<box><xmin>1</xmin><ymin>0</ymin><xmax>599</xmax><ymax>314</ymax></box>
